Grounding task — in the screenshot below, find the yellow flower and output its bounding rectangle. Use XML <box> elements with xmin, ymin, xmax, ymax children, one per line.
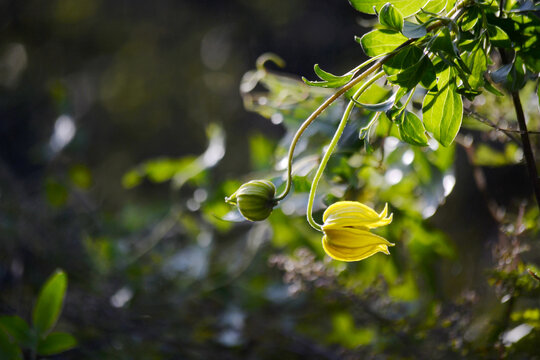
<box><xmin>321</xmin><ymin>201</ymin><xmax>394</xmax><ymax>262</ymax></box>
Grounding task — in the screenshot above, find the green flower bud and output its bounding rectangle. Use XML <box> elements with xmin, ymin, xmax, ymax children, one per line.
<box><xmin>225</xmin><ymin>180</ymin><xmax>277</xmax><ymax>221</ymax></box>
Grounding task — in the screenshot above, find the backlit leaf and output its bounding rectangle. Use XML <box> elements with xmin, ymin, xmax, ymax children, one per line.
<box><xmin>32</xmin><ymin>270</ymin><xmax>67</xmax><ymax>336</ymax></box>
<box><xmin>422</xmin><ymin>82</ymin><xmax>463</xmax><ymax>146</ymax></box>
<box><xmin>37</xmin><ymin>332</ymin><xmax>77</xmax><ymax>356</ymax></box>
<box><xmin>488</xmin><ymin>25</ymin><xmax>511</xmax><ymax>48</ymax></box>
<box><xmin>379</xmin><ymin>3</ymin><xmax>404</xmax><ymax>32</ymax></box>
<box><xmin>398</xmin><ymin>111</ymin><xmax>429</xmax><ymax>146</ymax></box>
<box><xmin>358</xmin><ymin>29</ymin><xmax>408</xmax><ymax>57</ymax></box>
<box><xmin>423</xmin><ymin>0</ymin><xmax>447</xmax><ymax>13</ymax></box>
<box><xmin>460</xmin><ymin>6</ymin><xmax>480</xmax><ymax>31</ymax></box>
<box><xmin>387</xmin><ymin>56</ymin><xmax>435</xmax><ymax>91</ymax></box>
<box><xmin>303</xmin><ymin>64</ymin><xmax>353</xmax><ymax>88</ymax></box>
<box><xmin>463</xmin><ymin>44</ymin><xmax>488</xmax><ymax>89</ymax></box>
<box><xmin>349</xmin><ymin>0</ymin><xmax>430</xmax><ymax>17</ymax></box>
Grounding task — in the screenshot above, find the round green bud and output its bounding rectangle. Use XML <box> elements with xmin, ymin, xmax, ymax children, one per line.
<box><xmin>225</xmin><ymin>180</ymin><xmax>277</xmax><ymax>221</ymax></box>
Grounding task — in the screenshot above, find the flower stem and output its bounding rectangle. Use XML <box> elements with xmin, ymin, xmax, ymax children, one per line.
<box><xmin>274</xmin><ymin>60</ymin><xmax>385</xmax><ymax>201</ymax></box>
<box><xmin>306</xmin><ymin>71</ymin><xmax>385</xmax><ymax>231</ymax></box>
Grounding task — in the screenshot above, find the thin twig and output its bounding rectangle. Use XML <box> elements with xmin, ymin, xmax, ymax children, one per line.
<box><xmin>464</xmin><ymin>109</ymin><xmax>537</xmax><ymax>144</ymax></box>
<box><xmin>528</xmin><ymin>269</ymin><xmax>540</xmax><ymax>282</ymax></box>
<box><xmin>511</xmin><ymin>91</ymin><xmax>540</xmax><ymax>208</ymax></box>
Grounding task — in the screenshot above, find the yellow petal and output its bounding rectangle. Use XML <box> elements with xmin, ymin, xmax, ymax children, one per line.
<box><xmin>322</xmin><ymin>227</ymin><xmax>394</xmax><ymax>262</ymax></box>
<box><xmin>322</xmin><ymin>201</ymin><xmax>392</xmax><ymax>230</ymax></box>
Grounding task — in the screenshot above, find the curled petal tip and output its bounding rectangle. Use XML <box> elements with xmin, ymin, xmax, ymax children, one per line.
<box><xmin>379</xmin><ymin>203</ymin><xmax>389</xmax><ymax>218</ymax></box>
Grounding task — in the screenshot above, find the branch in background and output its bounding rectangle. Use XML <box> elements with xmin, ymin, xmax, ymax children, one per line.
<box><xmin>511</xmin><ymin>92</ymin><xmax>540</xmax><ymax>209</ymax></box>
<box><xmin>528</xmin><ymin>269</ymin><xmax>540</xmax><ymax>282</ymax></box>
<box><xmin>464</xmin><ymin>109</ymin><xmax>540</xmax><ymax>144</ymax></box>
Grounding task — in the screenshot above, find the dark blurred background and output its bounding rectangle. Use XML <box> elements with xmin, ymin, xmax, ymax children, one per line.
<box><xmin>0</xmin><ymin>1</ymin><xmax>376</xmax><ymax>358</ymax></box>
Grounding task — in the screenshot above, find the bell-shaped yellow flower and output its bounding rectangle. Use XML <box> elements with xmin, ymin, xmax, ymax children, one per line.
<box><xmin>321</xmin><ymin>201</ymin><xmax>394</xmax><ymax>262</ymax></box>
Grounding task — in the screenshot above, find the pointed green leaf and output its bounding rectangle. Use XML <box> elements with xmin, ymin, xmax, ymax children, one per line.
<box><xmin>398</xmin><ymin>111</ymin><xmax>429</xmax><ymax>146</ymax></box>
<box><xmin>349</xmin><ymin>0</ymin><xmax>430</xmax><ymax>17</ymax></box>
<box><xmin>358</xmin><ymin>29</ymin><xmax>407</xmax><ymax>57</ymax></box>
<box><xmin>422</xmin><ymin>82</ymin><xmax>463</xmax><ymax>146</ymax></box>
<box><xmin>379</xmin><ymin>3</ymin><xmax>404</xmax><ymax>31</ymax></box>
<box><xmin>463</xmin><ymin>45</ymin><xmax>488</xmax><ymax>89</ymax></box>
<box><xmin>302</xmin><ymin>65</ymin><xmax>354</xmax><ymax>88</ymax></box>
<box><xmin>37</xmin><ymin>332</ymin><xmax>77</xmax><ymax>356</ymax></box>
<box><xmin>460</xmin><ymin>7</ymin><xmax>480</xmax><ymax>31</ymax></box>
<box><xmin>383</xmin><ymin>46</ymin><xmax>422</xmax><ymax>76</ymax></box>
<box><xmin>32</xmin><ymin>270</ymin><xmax>67</xmax><ymax>336</ymax></box>
<box><xmin>388</xmin><ymin>56</ymin><xmax>435</xmax><ymax>90</ymax></box>
<box><xmin>488</xmin><ymin>25</ymin><xmax>511</xmax><ymax>48</ymax></box>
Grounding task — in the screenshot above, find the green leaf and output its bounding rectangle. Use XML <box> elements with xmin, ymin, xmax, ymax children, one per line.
<box><xmin>402</xmin><ymin>21</ymin><xmax>427</xmax><ymax>38</ymax></box>
<box><xmin>434</xmin><ymin>62</ymin><xmax>452</xmax><ymax>89</ymax></box>
<box><xmin>460</xmin><ymin>6</ymin><xmax>480</xmax><ymax>31</ymax></box>
<box><xmin>422</xmin><ymin>82</ymin><xmax>463</xmax><ymax>147</ymax></box>
<box><xmin>463</xmin><ymin>44</ymin><xmax>488</xmax><ymax>89</ymax></box>
<box><xmin>37</xmin><ymin>332</ymin><xmax>77</xmax><ymax>356</ymax></box>
<box><xmin>0</xmin><ymin>317</ymin><xmax>33</xmax><ymax>348</ymax></box>
<box><xmin>398</xmin><ymin>111</ymin><xmax>429</xmax><ymax>146</ymax></box>
<box><xmin>349</xmin><ymin>0</ymin><xmax>430</xmax><ymax>17</ymax></box>
<box><xmin>488</xmin><ymin>25</ymin><xmax>511</xmax><ymax>48</ymax></box>
<box><xmin>383</xmin><ymin>46</ymin><xmax>435</xmax><ymax>90</ymax></box>
<box><xmin>302</xmin><ymin>64</ymin><xmax>353</xmax><ymax>88</ymax></box>
<box><xmin>0</xmin><ymin>330</ymin><xmax>22</xmax><ymax>360</ymax></box>
<box><xmin>429</xmin><ymin>28</ymin><xmax>456</xmax><ymax>55</ymax></box>
<box><xmin>420</xmin><ymin>65</ymin><xmax>437</xmax><ymax>90</ymax></box>
<box><xmin>379</xmin><ymin>3</ymin><xmax>404</xmax><ymax>31</ymax></box>
<box><xmin>32</xmin><ymin>270</ymin><xmax>67</xmax><ymax>336</ymax></box>
<box><xmin>423</xmin><ymin>0</ymin><xmax>447</xmax><ymax>13</ymax></box>
<box><xmin>358</xmin><ymin>29</ymin><xmax>407</xmax><ymax>57</ymax></box>
<box><xmin>388</xmin><ymin>56</ymin><xmax>435</xmax><ymax>91</ymax></box>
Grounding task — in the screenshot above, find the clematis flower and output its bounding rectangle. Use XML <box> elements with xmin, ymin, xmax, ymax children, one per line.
<box><xmin>321</xmin><ymin>201</ymin><xmax>394</xmax><ymax>262</ymax></box>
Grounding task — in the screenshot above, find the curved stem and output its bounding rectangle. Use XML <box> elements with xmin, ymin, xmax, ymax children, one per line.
<box><xmin>306</xmin><ymin>71</ymin><xmax>385</xmax><ymax>231</ymax></box>
<box><xmin>275</xmin><ymin>41</ymin><xmax>414</xmax><ymax>202</ymax></box>
<box><xmin>274</xmin><ymin>60</ymin><xmax>386</xmax><ymax>201</ymax></box>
